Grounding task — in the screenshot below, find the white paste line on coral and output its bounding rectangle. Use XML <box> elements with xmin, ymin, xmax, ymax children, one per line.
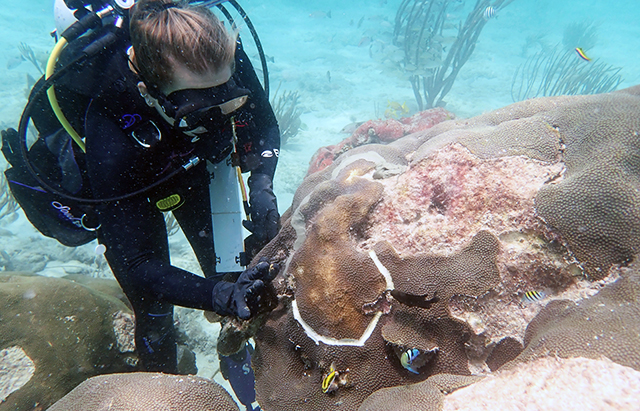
<box><xmin>292</xmin><ymin>299</ymin><xmax>383</xmax><ymax>347</ymax></box>
<box><xmin>369</xmin><ymin>249</ymin><xmax>395</xmax><ymax>290</ymax></box>
<box><xmin>291</xmin><ymin>193</ymin><xmax>311</xmax><ymax>251</ymax></box>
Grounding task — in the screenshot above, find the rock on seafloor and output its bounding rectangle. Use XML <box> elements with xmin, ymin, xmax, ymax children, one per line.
<box><xmin>441</xmin><ymin>357</ymin><xmax>640</xmax><ymax>411</ymax></box>
<box><xmin>0</xmin><ymin>273</ymin><xmax>137</xmax><ymax>410</ymax></box>
<box><xmin>245</xmin><ymin>86</ymin><xmax>640</xmax><ymax>411</ymax></box>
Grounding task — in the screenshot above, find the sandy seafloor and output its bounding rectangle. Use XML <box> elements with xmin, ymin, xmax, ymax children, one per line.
<box><xmin>0</xmin><ymin>0</ymin><xmax>639</xmax><ymax>407</ymax></box>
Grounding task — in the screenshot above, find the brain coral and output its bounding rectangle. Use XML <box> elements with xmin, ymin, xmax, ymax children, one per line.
<box><xmin>0</xmin><ymin>273</ymin><xmax>136</xmax><ymax>410</ymax></box>
<box><xmin>249</xmin><ymin>86</ymin><xmax>640</xmax><ymax>410</ymax></box>
<box><xmin>535</xmin><ymin>91</ymin><xmax>640</xmax><ymax>279</ymax></box>
<box><xmin>254</xmin><ymin>170</ymin><xmax>502</xmax><ymax>409</ymax></box>
<box><xmin>358</xmin><ymin>373</ymin><xmax>482</xmax><ymax>411</ymax></box>
<box><xmin>513</xmin><ymin>261</ymin><xmax>640</xmax><ymax>371</ymax></box>
<box><xmin>46</xmin><ymin>372</ymin><xmax>240</xmax><ymax>411</ymax></box>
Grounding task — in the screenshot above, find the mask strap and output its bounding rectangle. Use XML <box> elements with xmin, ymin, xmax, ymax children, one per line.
<box><xmin>126</xmin><ymin>47</ymin><xmax>164</xmax><ymax>99</ymax></box>
<box><xmin>158</xmin><ymin>2</ymin><xmax>179</xmax><ymax>11</ymax></box>
<box><xmin>127</xmin><ymin>49</ymin><xmax>177</xmax><ymax>117</ymax></box>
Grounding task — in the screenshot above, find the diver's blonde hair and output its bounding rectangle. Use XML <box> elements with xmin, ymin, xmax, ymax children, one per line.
<box><xmin>130</xmin><ymin>0</ymin><xmax>237</xmax><ymax>89</ymax></box>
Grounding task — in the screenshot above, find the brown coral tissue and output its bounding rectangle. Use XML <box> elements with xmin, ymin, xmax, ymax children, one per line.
<box><xmin>252</xmin><ymin>86</ymin><xmax>640</xmax><ymax>410</ymax></box>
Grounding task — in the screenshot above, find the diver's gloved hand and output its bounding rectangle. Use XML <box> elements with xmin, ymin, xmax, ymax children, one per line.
<box><xmin>212</xmin><ymin>260</ymin><xmax>280</xmax><ymax>320</ymax></box>
<box><xmin>243</xmin><ymin>173</ymin><xmax>280</xmax><ymax>260</ymax></box>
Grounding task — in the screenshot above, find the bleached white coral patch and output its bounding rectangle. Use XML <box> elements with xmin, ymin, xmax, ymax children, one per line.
<box><xmin>0</xmin><ymin>346</ymin><xmax>35</xmax><ymax>402</ymax></box>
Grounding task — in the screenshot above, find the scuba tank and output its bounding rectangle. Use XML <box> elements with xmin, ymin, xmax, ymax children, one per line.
<box><xmin>1</xmin><ymin>0</ymin><xmax>134</xmax><ymax>246</ymax></box>
<box><xmin>208</xmin><ymin>155</ymin><xmax>248</xmax><ymax>272</ymax></box>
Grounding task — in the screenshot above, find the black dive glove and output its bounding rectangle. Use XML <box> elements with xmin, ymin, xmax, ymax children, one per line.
<box><xmin>242</xmin><ymin>173</ymin><xmax>280</xmax><ymax>259</ymax></box>
<box><xmin>212</xmin><ymin>260</ymin><xmax>279</xmax><ymax>320</ymax></box>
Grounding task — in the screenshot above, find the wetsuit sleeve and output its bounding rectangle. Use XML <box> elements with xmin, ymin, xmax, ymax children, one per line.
<box><xmin>231</xmin><ymin>43</ymin><xmax>282</xmax><ymax>258</ymax></box>
<box><xmin>233</xmin><ymin>42</ymin><xmax>280</xmax><ymax>179</ymax></box>
<box><xmin>85</xmin><ymin>109</ymin><xmax>218</xmax><ymax>312</ymax></box>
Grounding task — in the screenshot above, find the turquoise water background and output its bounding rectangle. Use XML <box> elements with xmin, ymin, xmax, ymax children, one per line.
<box><xmin>0</xmin><ymin>0</ymin><xmax>638</xmax><ymax>311</ymax></box>
<box><xmin>1</xmin><ymin>0</ymin><xmax>639</xmax><ymax>206</ymax></box>
<box><xmin>0</xmin><ymin>0</ymin><xmax>639</xmax><ymax>406</ymax></box>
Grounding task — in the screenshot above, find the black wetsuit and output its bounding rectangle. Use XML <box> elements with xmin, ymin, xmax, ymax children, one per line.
<box><xmin>82</xmin><ymin>37</ymin><xmax>279</xmax><ymax>372</ymax></box>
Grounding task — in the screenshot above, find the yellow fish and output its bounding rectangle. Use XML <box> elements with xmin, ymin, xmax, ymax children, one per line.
<box><xmin>322</xmin><ymin>364</ymin><xmax>338</xmax><ymax>394</ymax></box>
<box><xmin>387</xmin><ymin>101</ymin><xmax>403</xmax><ymax>111</ymax></box>
<box><xmin>384</xmin><ymin>108</ymin><xmax>396</xmax><ymax>119</ymax></box>
<box><xmin>575</xmin><ymin>47</ymin><xmax>592</xmax><ymax>62</ymax></box>
<box><xmin>385</xmin><ymin>101</ymin><xmax>410</xmax><ymax>119</ymax></box>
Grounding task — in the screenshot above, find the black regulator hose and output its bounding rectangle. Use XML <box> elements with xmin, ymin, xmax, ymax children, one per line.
<box><xmin>15</xmin><ymin>27</ymin><xmax>193</xmax><ymax>204</ymax></box>
<box><xmin>14</xmin><ymin>0</ymin><xmax>262</xmax><ymax>205</ymax></box>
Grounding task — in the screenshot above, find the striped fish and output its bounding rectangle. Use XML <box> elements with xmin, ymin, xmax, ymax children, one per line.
<box><xmin>483</xmin><ymin>6</ymin><xmax>496</xmax><ymax>20</ymax></box>
<box><xmin>522</xmin><ymin>290</ymin><xmax>546</xmax><ymax>304</ymax></box>
<box><xmin>401</xmin><ymin>348</ymin><xmax>421</xmax><ymax>374</ymax></box>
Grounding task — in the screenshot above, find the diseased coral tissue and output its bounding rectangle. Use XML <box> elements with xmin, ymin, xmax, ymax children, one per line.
<box><xmin>249</xmin><ymin>86</ymin><xmax>640</xmax><ymax>410</ymax></box>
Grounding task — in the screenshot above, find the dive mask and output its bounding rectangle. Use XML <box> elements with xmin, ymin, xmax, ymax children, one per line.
<box><xmin>158</xmin><ymin>77</ymin><xmax>250</xmax><ymax>134</ymax></box>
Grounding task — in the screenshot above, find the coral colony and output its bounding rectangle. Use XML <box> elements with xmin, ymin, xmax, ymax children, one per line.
<box><xmin>248</xmin><ymin>87</ymin><xmax>640</xmax><ymax>410</ymax></box>
<box><xmin>13</xmin><ymin>88</ymin><xmax>640</xmax><ymax>411</ymax></box>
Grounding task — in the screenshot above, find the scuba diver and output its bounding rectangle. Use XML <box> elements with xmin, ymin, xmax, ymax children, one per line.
<box><xmin>2</xmin><ymin>0</ymin><xmax>280</xmax><ymax>409</ymax></box>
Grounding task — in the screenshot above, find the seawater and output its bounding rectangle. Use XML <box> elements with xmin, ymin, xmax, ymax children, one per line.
<box><xmin>0</xmin><ymin>0</ymin><xmax>638</xmax><ymax>407</ymax></box>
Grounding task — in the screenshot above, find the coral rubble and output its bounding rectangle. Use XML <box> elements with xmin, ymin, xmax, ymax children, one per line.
<box><xmin>249</xmin><ymin>86</ymin><xmax>640</xmax><ymax>410</ymax></box>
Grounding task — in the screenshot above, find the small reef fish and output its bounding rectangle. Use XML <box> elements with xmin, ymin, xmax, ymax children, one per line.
<box><xmin>522</xmin><ymin>290</ymin><xmax>546</xmax><ymax>304</ymax></box>
<box><xmin>400</xmin><ymin>348</ymin><xmax>422</xmax><ymax>374</ymax></box>
<box><xmin>384</xmin><ymin>101</ymin><xmax>410</xmax><ymax>119</ymax></box>
<box><xmin>309</xmin><ymin>10</ymin><xmax>331</xmax><ymax>19</ymax></box>
<box><xmin>575</xmin><ymin>47</ymin><xmax>592</xmax><ymax>62</ymax></box>
<box><xmin>358</xmin><ymin>36</ymin><xmax>372</xmax><ymax>47</ymax></box>
<box><xmin>322</xmin><ymin>364</ymin><xmax>339</xmax><ymax>394</ymax></box>
<box><xmin>340</xmin><ymin>121</ymin><xmax>365</xmax><ymax>134</ymax></box>
<box><xmin>450</xmin><ymin>0</ymin><xmax>466</xmax><ymax>12</ymax></box>
<box><xmin>483</xmin><ymin>6</ymin><xmax>496</xmax><ymax>20</ymax></box>
<box><xmin>421</xmin><ymin>58</ymin><xmax>443</xmax><ymax>70</ymax></box>
<box><xmin>24</xmin><ymin>73</ymin><xmax>37</xmax><ymax>98</ymax></box>
<box><xmin>26</xmin><ymin>73</ymin><xmax>37</xmax><ymax>89</ymax></box>
<box><xmin>432</xmin><ymin>35</ymin><xmax>457</xmax><ymax>50</ymax></box>
<box><xmin>253</xmin><ymin>53</ymin><xmax>274</xmax><ymax>63</ymax></box>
